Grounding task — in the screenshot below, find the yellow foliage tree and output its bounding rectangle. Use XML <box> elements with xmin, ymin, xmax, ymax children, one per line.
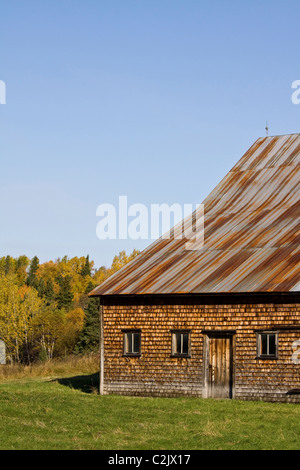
<box><xmin>56</xmin><ymin>307</ymin><xmax>85</xmax><ymax>355</ymax></box>
<box><xmin>0</xmin><ymin>275</ymin><xmax>22</xmax><ymax>362</ymax></box>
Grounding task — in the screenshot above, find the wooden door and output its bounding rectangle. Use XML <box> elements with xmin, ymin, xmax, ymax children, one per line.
<box><xmin>204</xmin><ymin>334</ymin><xmax>233</xmax><ymax>399</ymax></box>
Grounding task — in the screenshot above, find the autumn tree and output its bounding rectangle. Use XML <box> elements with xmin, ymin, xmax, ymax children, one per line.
<box><xmin>32</xmin><ymin>306</ymin><xmax>65</xmax><ymax>360</ymax></box>
<box><xmin>110</xmin><ymin>249</ymin><xmax>139</xmax><ymax>274</ymax></box>
<box><xmin>0</xmin><ymin>249</ymin><xmax>140</xmax><ymax>362</ymax></box>
<box><xmin>4</xmin><ymin>256</ymin><xmax>15</xmax><ymax>275</ymax></box>
<box><xmin>56</xmin><ymin>307</ymin><xmax>85</xmax><ymax>355</ymax></box>
<box><xmin>16</xmin><ymin>255</ymin><xmax>30</xmax><ymax>286</ymax></box>
<box><xmin>0</xmin><ymin>275</ymin><xmax>46</xmax><ymax>363</ymax></box>
<box><xmin>0</xmin><ymin>274</ymin><xmax>22</xmax><ymax>362</ymax></box>
<box><xmin>19</xmin><ymin>285</ymin><xmax>45</xmax><ymax>363</ymax></box>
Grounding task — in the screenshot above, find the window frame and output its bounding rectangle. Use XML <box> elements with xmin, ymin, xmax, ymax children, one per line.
<box><xmin>170</xmin><ymin>329</ymin><xmax>191</xmax><ymax>358</ymax></box>
<box><xmin>122</xmin><ymin>329</ymin><xmax>141</xmax><ymax>357</ymax></box>
<box><xmin>256</xmin><ymin>331</ymin><xmax>278</xmax><ymax>359</ymax></box>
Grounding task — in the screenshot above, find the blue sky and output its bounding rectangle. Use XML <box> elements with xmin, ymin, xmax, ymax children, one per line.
<box><xmin>1</xmin><ymin>0</ymin><xmax>300</xmax><ymax>269</ymax></box>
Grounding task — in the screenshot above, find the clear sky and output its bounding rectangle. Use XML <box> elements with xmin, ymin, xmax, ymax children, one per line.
<box><xmin>1</xmin><ymin>0</ymin><xmax>300</xmax><ymax>269</ymax></box>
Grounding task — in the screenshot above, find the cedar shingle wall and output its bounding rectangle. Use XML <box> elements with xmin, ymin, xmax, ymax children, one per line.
<box><xmin>103</xmin><ymin>303</ymin><xmax>300</xmax><ymax>402</ymax></box>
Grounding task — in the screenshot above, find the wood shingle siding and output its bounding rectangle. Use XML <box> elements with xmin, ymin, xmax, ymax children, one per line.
<box><xmin>101</xmin><ymin>294</ymin><xmax>300</xmax><ymax>402</ymax></box>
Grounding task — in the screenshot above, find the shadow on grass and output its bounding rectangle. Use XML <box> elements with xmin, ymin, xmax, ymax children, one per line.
<box><xmin>54</xmin><ymin>372</ymin><xmax>99</xmax><ymax>394</ymax></box>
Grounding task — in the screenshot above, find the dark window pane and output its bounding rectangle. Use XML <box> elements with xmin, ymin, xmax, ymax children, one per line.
<box><xmin>176</xmin><ymin>334</ymin><xmax>182</xmax><ymax>354</ymax></box>
<box><xmin>268</xmin><ymin>334</ymin><xmax>276</xmax><ymax>356</ymax></box>
<box><xmin>133</xmin><ymin>333</ymin><xmax>140</xmax><ymax>353</ymax></box>
<box><xmin>261</xmin><ymin>334</ymin><xmax>268</xmax><ymax>355</ymax></box>
<box><xmin>182</xmin><ymin>334</ymin><xmax>189</xmax><ymax>354</ymax></box>
<box><xmin>127</xmin><ymin>333</ymin><xmax>133</xmax><ymax>353</ymax></box>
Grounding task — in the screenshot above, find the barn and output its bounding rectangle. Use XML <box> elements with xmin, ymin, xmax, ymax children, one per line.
<box><xmin>90</xmin><ymin>133</ymin><xmax>300</xmax><ymax>403</ymax></box>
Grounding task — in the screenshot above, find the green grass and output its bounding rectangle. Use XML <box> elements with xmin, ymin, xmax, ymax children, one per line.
<box><xmin>0</xmin><ymin>359</ymin><xmax>299</xmax><ymax>450</ymax></box>
<box><xmin>0</xmin><ymin>383</ymin><xmax>299</xmax><ymax>450</ymax></box>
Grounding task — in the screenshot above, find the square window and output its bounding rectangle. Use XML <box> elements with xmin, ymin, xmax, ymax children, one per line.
<box><xmin>257</xmin><ymin>332</ymin><xmax>278</xmax><ymax>358</ymax></box>
<box><xmin>123</xmin><ymin>330</ymin><xmax>141</xmax><ymax>356</ymax></box>
<box><xmin>171</xmin><ymin>330</ymin><xmax>190</xmax><ymax>357</ymax></box>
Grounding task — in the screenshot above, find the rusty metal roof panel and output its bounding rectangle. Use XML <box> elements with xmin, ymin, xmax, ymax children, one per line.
<box><xmin>90</xmin><ymin>134</ymin><xmax>300</xmax><ymax>296</ymax></box>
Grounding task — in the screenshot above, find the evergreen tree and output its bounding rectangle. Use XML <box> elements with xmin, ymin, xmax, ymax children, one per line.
<box><xmin>74</xmin><ymin>297</ymin><xmax>100</xmax><ymax>354</ymax></box>
<box><xmin>44</xmin><ymin>279</ymin><xmax>55</xmax><ymax>305</ymax></box>
<box><xmin>38</xmin><ymin>279</ymin><xmax>55</xmax><ymax>306</ymax></box>
<box><xmin>56</xmin><ymin>275</ymin><xmax>73</xmax><ymax>310</ymax></box>
<box><xmin>80</xmin><ymin>255</ymin><xmax>91</xmax><ymax>277</ymax></box>
<box><xmin>27</xmin><ymin>256</ymin><xmax>40</xmax><ymax>289</ymax></box>
<box><xmin>85</xmin><ymin>280</ymin><xmax>95</xmax><ymax>294</ymax></box>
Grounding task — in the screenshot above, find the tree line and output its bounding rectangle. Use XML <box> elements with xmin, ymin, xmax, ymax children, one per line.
<box><xmin>0</xmin><ymin>250</ymin><xmax>139</xmax><ymax>364</ymax></box>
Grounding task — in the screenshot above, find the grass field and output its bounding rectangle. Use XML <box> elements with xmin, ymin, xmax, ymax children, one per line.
<box><xmin>0</xmin><ymin>355</ymin><xmax>299</xmax><ymax>450</ymax></box>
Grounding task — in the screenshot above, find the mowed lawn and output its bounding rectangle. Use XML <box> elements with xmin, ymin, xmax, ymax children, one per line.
<box><xmin>0</xmin><ymin>373</ymin><xmax>299</xmax><ymax>450</ymax></box>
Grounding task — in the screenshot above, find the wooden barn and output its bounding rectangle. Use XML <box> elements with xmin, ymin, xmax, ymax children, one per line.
<box><xmin>90</xmin><ymin>133</ymin><xmax>300</xmax><ymax>403</ymax></box>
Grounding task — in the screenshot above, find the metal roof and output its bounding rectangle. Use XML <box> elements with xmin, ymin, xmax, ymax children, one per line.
<box><xmin>90</xmin><ymin>134</ymin><xmax>300</xmax><ymax>296</ymax></box>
